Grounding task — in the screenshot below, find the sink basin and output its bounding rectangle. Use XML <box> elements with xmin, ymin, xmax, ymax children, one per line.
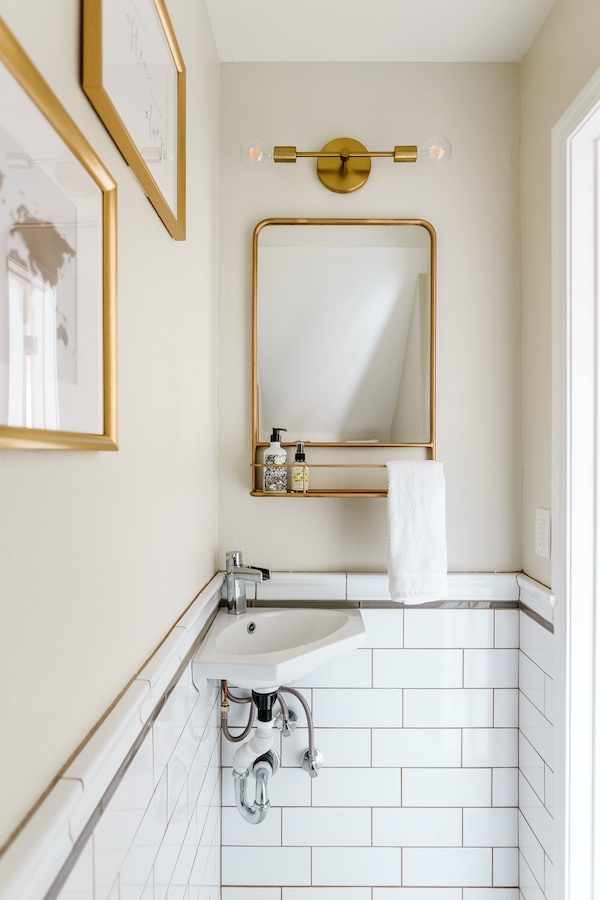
<box><xmin>193</xmin><ymin>606</ymin><xmax>365</xmax><ymax>691</ymax></box>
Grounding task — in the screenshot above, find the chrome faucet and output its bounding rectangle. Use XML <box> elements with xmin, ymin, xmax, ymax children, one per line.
<box><xmin>225</xmin><ymin>550</ymin><xmax>271</xmax><ymax>614</ymax></box>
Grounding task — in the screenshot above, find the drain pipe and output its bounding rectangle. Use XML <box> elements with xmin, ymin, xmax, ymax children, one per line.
<box><xmin>231</xmin><ymin>689</ymin><xmax>280</xmax><ymax>825</ymax></box>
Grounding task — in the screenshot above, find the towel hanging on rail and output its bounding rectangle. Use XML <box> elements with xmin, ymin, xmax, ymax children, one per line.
<box><xmin>386</xmin><ymin>460</ymin><xmax>448</xmax><ymax>603</ymax></box>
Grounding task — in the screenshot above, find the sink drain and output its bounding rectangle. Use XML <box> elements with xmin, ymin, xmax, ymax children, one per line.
<box><xmin>247</xmin><ymin>621</ymin><xmax>257</xmax><ymax>634</ymax></box>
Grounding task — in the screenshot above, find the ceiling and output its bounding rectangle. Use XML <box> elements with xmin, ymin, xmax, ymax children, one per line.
<box><xmin>205</xmin><ymin>0</ymin><xmax>557</xmax><ymax>64</ymax></box>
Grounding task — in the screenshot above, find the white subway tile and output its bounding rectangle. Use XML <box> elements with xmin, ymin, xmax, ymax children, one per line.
<box><xmin>545</xmin><ymin>765</ymin><xmax>554</xmax><ymax>817</ymax></box>
<box><xmin>493</xmin><ymin>690</ymin><xmax>518</xmax><ymax>727</ymax></box>
<box><xmin>312</xmin><ymin>767</ymin><xmax>401</xmax><ymax>807</ymax></box>
<box><xmin>373</xmin><ymin>649</ymin><xmax>462</xmax><ymax>688</ymax></box>
<box><xmin>492</xmin><ymin>768</ymin><xmax>518</xmax><ymax>807</ymax></box>
<box><xmin>493</xmin><ymin>848</ymin><xmax>519</xmax><ymax>886</ymax></box>
<box><xmin>519</xmin><ymin>774</ymin><xmax>554</xmax><ymax>861</ymax></box>
<box><xmin>518</xmin><ymin>812</ymin><xmax>545</xmax><ymax>890</ymax></box>
<box><xmin>222</xmin><ymin>891</ymin><xmax>281</xmax><ymax>900</ymax></box>
<box><xmin>153</xmin><ymin>681</ymin><xmax>191</xmax><ymax>775</ymax></box>
<box><xmin>361</xmin><ymin>608</ymin><xmax>404</xmax><ymax>647</ymax></box>
<box><xmin>495</xmin><ymin>610</ymin><xmax>520</xmax><ymax>648</ymax></box>
<box><xmin>464</xmin><ymin>650</ymin><xmax>518</xmax><ymax>688</ymax></box>
<box><xmin>519</xmin><ymin>653</ymin><xmax>545</xmax><ymax>713</ymax></box>
<box><xmin>120</xmin><ymin>773</ymin><xmax>167</xmax><ymax>885</ymax></box>
<box><xmin>518</xmin><ymin>732</ymin><xmax>545</xmax><ymax>801</ymax></box>
<box><xmin>373</xmin><ymin>729</ymin><xmax>461</xmax><ymax>768</ymax></box>
<box><xmin>373</xmin><ymin>891</ymin><xmax>462</xmax><ymax>900</ymax></box>
<box><xmin>94</xmin><ymin>801</ymin><xmax>150</xmax><ymax>900</ymax></box>
<box><xmin>255</xmin><ymin>572</ymin><xmax>346</xmax><ymax>601</ymax></box>
<box><xmin>292</xmin><ymin>649</ymin><xmax>372</xmax><ymax>688</ymax></box>
<box><xmin>281</xmin><ymin>727</ymin><xmax>371</xmax><ymax>768</ymax></box>
<box><xmin>463</xmin><ymin>729</ymin><xmax>518</xmax><ymax>768</ymax></box>
<box><xmin>519</xmin><ymin>694</ymin><xmax>554</xmax><ymax>768</ymax></box>
<box><xmin>545</xmin><ymin>856</ymin><xmax>554</xmax><ymax>900</ymax></box>
<box><xmin>463</xmin><ymin>808</ymin><xmax>518</xmax><ymax>847</ymax></box>
<box><xmin>519</xmin><ymin>613</ymin><xmax>554</xmax><ymax>677</ymax></box>
<box><xmin>283</xmin><ymin>807</ymin><xmax>371</xmax><ymax>846</ymax></box>
<box><xmin>373</xmin><ymin>808</ymin><xmax>462</xmax><ymax>847</ymax></box>
<box><xmin>152</xmin><ymin>839</ymin><xmax>179</xmax><ymax>892</ymax></box>
<box><xmin>284</xmin><ymin>890</ymin><xmax>371</xmax><ymax>900</ymax></box>
<box><xmin>544</xmin><ymin>675</ymin><xmax>555</xmax><ymax>725</ymax></box>
<box><xmin>519</xmin><ymin>853</ymin><xmax>545</xmax><ymax>900</ymax></box>
<box><xmin>222</xmin><ymin>806</ymin><xmax>281</xmax><ymax>846</ymax></box>
<box><xmin>403</xmin><ymin>848</ymin><xmax>492</xmax><ymax>887</ymax></box>
<box><xmin>463</xmin><ymin>891</ymin><xmax>519</xmax><ymax>899</ymax></box>
<box><xmin>312</xmin><ymin>847</ymin><xmax>401</xmax><ymax>886</ymax></box>
<box><xmin>404</xmin><ymin>689</ymin><xmax>493</xmax><ymax>728</ymax></box>
<box><xmin>402</xmin><ymin>768</ymin><xmax>491</xmax><ymax>807</ymax></box>
<box><xmin>404</xmin><ymin>610</ymin><xmax>494</xmax><ymax>649</ymax></box>
<box><xmin>313</xmin><ymin>688</ymin><xmax>403</xmax><ymax>728</ymax></box>
<box><xmin>222</xmin><ymin>847</ymin><xmax>311</xmax><ymax>886</ymax></box>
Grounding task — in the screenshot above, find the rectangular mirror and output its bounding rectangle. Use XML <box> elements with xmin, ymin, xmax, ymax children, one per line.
<box><xmin>252</xmin><ymin>218</ymin><xmax>436</xmax><ymax>496</ymax></box>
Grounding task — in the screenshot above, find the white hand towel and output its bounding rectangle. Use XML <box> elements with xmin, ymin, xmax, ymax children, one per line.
<box><xmin>386</xmin><ymin>460</ymin><xmax>448</xmax><ymax>603</ymax></box>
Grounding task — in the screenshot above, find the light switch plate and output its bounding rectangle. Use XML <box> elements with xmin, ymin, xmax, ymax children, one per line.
<box><xmin>535</xmin><ymin>508</ymin><xmax>551</xmax><ymax>559</ymax></box>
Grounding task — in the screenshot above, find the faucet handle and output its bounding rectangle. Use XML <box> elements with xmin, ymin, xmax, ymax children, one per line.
<box><xmin>226</xmin><ymin>550</ymin><xmax>242</xmax><ymax>569</ymax></box>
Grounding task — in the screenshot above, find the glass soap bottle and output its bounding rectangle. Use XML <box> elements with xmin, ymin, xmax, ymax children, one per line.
<box><xmin>264</xmin><ymin>427</ymin><xmax>288</xmax><ymax>492</ymax></box>
<box><xmin>291</xmin><ymin>441</ymin><xmax>309</xmax><ymax>493</ymax></box>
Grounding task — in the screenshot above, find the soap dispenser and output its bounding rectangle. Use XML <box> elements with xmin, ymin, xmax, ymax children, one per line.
<box><xmin>291</xmin><ymin>441</ymin><xmax>309</xmax><ymax>493</ymax></box>
<box><xmin>264</xmin><ymin>427</ymin><xmax>288</xmax><ymax>493</ymax></box>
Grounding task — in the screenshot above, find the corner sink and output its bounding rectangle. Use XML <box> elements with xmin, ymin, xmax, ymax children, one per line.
<box><xmin>193</xmin><ymin>606</ymin><xmax>365</xmax><ymax>691</ymax></box>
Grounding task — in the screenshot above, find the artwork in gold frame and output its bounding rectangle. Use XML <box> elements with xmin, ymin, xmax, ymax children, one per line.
<box><xmin>82</xmin><ymin>0</ymin><xmax>186</xmax><ymax>241</ymax></box>
<box><xmin>0</xmin><ymin>18</ymin><xmax>117</xmax><ymax>450</ymax></box>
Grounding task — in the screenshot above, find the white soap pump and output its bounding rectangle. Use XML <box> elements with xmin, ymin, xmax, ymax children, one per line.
<box><xmin>264</xmin><ymin>427</ymin><xmax>288</xmax><ymax>492</ymax></box>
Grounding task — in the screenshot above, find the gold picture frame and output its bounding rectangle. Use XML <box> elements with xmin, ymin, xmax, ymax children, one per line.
<box><xmin>83</xmin><ymin>0</ymin><xmax>186</xmax><ymax>241</ymax></box>
<box><xmin>0</xmin><ymin>18</ymin><xmax>117</xmax><ymax>450</ymax></box>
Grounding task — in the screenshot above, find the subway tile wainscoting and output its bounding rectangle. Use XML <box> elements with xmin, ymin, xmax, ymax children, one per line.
<box><xmin>221</xmin><ymin>573</ymin><xmax>554</xmax><ymax>900</ymax></box>
<box><xmin>0</xmin><ymin>572</ymin><xmax>554</xmax><ymax>899</ymax></box>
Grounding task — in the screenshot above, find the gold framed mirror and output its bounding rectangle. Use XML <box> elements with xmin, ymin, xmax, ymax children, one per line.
<box><xmin>252</xmin><ymin>218</ymin><xmax>436</xmax><ymax>496</ymax></box>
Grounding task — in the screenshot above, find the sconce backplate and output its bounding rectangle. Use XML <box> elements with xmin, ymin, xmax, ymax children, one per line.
<box><xmin>317</xmin><ymin>138</ymin><xmax>371</xmax><ymax>193</ymax></box>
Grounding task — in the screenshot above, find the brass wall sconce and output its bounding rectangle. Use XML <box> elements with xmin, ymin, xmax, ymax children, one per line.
<box><xmin>241</xmin><ymin>135</ymin><xmax>451</xmax><ymax>193</ymax></box>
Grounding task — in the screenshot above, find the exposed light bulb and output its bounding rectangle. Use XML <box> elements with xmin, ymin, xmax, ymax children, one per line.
<box><xmin>240</xmin><ymin>138</ymin><xmax>272</xmax><ymax>169</ymax></box>
<box><xmin>419</xmin><ymin>135</ymin><xmax>452</xmax><ymax>164</ymax></box>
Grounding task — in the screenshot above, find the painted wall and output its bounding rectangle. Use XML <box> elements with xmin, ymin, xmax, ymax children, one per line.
<box><xmin>217</xmin><ymin>62</ymin><xmax>522</xmax><ymax>574</ymax></box>
<box><xmin>520</xmin><ymin>0</ymin><xmax>600</xmax><ymax>585</ymax></box>
<box><xmin>0</xmin><ymin>0</ymin><xmax>220</xmax><ymax>849</ymax></box>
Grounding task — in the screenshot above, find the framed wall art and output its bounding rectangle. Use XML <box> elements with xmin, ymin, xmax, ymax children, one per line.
<box><xmin>0</xmin><ymin>18</ymin><xmax>117</xmax><ymax>450</ymax></box>
<box><xmin>83</xmin><ymin>0</ymin><xmax>186</xmax><ymax>240</ymax></box>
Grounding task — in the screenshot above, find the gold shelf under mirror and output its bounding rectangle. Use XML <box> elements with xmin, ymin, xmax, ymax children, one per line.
<box><xmin>251</xmin><ymin>218</ymin><xmax>437</xmax><ymax>498</ymax></box>
<box><xmin>250</xmin><ymin>450</ymin><xmax>435</xmax><ymax>498</ymax></box>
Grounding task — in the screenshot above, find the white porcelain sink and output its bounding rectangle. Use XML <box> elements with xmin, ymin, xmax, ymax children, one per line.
<box><xmin>193</xmin><ymin>606</ymin><xmax>365</xmax><ymax>691</ymax></box>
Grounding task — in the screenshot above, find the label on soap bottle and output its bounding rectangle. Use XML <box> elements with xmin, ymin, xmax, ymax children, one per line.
<box><xmin>291</xmin><ymin>465</ymin><xmax>308</xmax><ymax>492</ymax></box>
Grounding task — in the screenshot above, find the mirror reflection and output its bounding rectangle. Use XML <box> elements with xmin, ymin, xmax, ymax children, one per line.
<box><xmin>254</xmin><ymin>219</ymin><xmax>435</xmax><ymax>446</ymax></box>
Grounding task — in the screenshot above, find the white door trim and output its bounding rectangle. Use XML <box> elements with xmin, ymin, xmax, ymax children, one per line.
<box><xmin>551</xmin><ymin>66</ymin><xmax>600</xmax><ymax>900</ymax></box>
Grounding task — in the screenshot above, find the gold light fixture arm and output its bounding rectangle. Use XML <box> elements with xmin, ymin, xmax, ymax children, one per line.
<box><xmin>273</xmin><ymin>137</ymin><xmax>419</xmax><ymax>192</ymax></box>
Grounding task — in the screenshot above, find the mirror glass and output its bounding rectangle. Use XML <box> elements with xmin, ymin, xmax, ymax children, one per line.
<box><xmin>254</xmin><ymin>218</ymin><xmax>435</xmax><ymax>447</ymax></box>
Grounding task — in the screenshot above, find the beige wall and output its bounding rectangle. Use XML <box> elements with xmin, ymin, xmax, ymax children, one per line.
<box><xmin>520</xmin><ymin>0</ymin><xmax>600</xmax><ymax>585</ymax></box>
<box><xmin>0</xmin><ymin>0</ymin><xmax>220</xmax><ymax>848</ymax></box>
<box><xmin>217</xmin><ymin>61</ymin><xmax>522</xmax><ymax>574</ymax></box>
